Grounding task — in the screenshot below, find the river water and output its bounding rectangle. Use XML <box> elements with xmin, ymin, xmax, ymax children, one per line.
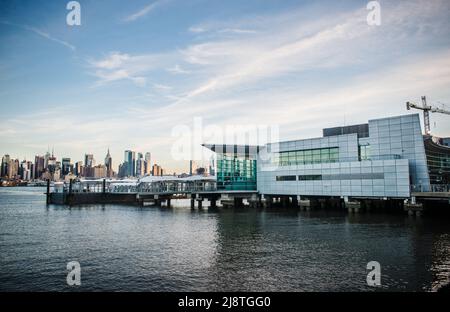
<box><xmin>0</xmin><ymin>187</ymin><xmax>449</xmax><ymax>291</ymax></box>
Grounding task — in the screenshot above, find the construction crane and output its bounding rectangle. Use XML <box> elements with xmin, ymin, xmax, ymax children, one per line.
<box><xmin>406</xmin><ymin>96</ymin><xmax>450</xmax><ymax>135</ymax></box>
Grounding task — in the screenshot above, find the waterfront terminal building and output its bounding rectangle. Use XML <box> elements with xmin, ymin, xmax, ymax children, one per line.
<box><xmin>204</xmin><ymin>114</ymin><xmax>449</xmax><ymax>200</ymax></box>
<box><xmin>49</xmin><ymin>113</ymin><xmax>449</xmax><ymax>212</ymax></box>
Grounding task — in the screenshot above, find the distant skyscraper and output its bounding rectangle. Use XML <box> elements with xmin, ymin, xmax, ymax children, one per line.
<box><xmin>47</xmin><ymin>153</ymin><xmax>57</xmax><ymax>174</ymax></box>
<box><xmin>44</xmin><ymin>150</ymin><xmax>51</xmax><ymax>169</ymax></box>
<box><xmin>1</xmin><ymin>154</ymin><xmax>10</xmax><ymax>177</ymax></box>
<box><xmin>118</xmin><ymin>163</ymin><xmax>127</xmax><ymax>178</ymax></box>
<box><xmin>124</xmin><ymin>150</ymin><xmax>136</xmax><ymax>177</ymax></box>
<box><xmin>144</xmin><ymin>152</ymin><xmax>151</xmax><ymax>175</ymax></box>
<box><xmin>152</xmin><ymin>164</ymin><xmax>163</xmax><ymax>176</ymax></box>
<box><xmin>136</xmin><ymin>153</ymin><xmax>145</xmax><ymax>177</ymax></box>
<box><xmin>20</xmin><ymin>160</ymin><xmax>32</xmax><ymax>180</ymax></box>
<box><xmin>93</xmin><ymin>165</ymin><xmax>107</xmax><ymax>178</ymax></box>
<box><xmin>105</xmin><ymin>148</ymin><xmax>113</xmax><ymax>177</ymax></box>
<box><xmin>74</xmin><ymin>161</ymin><xmax>83</xmax><ymax>177</ymax></box>
<box><xmin>83</xmin><ymin>154</ymin><xmax>95</xmax><ymax>178</ymax></box>
<box><xmin>8</xmin><ymin>159</ymin><xmax>19</xmax><ymax>179</ymax></box>
<box><xmin>189</xmin><ymin>160</ymin><xmax>197</xmax><ymax>176</ymax></box>
<box><xmin>84</xmin><ymin>154</ymin><xmax>94</xmax><ymax>168</ymax></box>
<box><xmin>62</xmin><ymin>158</ymin><xmax>71</xmax><ymax>176</ymax></box>
<box><xmin>34</xmin><ymin>155</ymin><xmax>45</xmax><ymax>179</ymax></box>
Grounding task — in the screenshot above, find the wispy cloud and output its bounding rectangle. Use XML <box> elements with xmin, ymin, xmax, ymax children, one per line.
<box><xmin>123</xmin><ymin>0</ymin><xmax>168</xmax><ymax>22</ymax></box>
<box><xmin>167</xmin><ymin>64</ymin><xmax>190</xmax><ymax>74</ymax></box>
<box><xmin>188</xmin><ymin>26</ymin><xmax>206</xmax><ymax>33</ymax></box>
<box><xmin>153</xmin><ymin>83</ymin><xmax>172</xmax><ymax>91</ymax></box>
<box><xmin>89</xmin><ymin>0</ymin><xmax>450</xmax><ymax>106</ymax></box>
<box><xmin>1</xmin><ymin>21</ymin><xmax>76</xmax><ymax>51</ymax></box>
<box><xmin>176</xmin><ymin>0</ymin><xmax>450</xmax><ymax>100</ymax></box>
<box><xmin>89</xmin><ymin>51</ymin><xmax>175</xmax><ymax>87</ymax></box>
<box><xmin>218</xmin><ymin>28</ymin><xmax>257</xmax><ymax>34</ymax></box>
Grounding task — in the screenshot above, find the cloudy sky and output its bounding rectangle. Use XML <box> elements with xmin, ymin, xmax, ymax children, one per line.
<box><xmin>1</xmin><ymin>0</ymin><xmax>450</xmax><ymax>173</ymax></box>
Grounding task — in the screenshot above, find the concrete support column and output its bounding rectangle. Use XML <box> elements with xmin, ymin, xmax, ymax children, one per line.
<box><xmin>292</xmin><ymin>196</ymin><xmax>299</xmax><ymax>208</ymax></box>
<box><xmin>299</xmin><ymin>199</ymin><xmax>311</xmax><ymax>211</ymax></box>
<box><xmin>210</xmin><ymin>198</ymin><xmax>217</xmax><ymax>209</ymax></box>
<box><xmin>345</xmin><ymin>200</ymin><xmax>361</xmax><ymax>213</ymax></box>
<box><xmin>191</xmin><ymin>198</ymin><xmax>195</xmax><ymax>209</ymax></box>
<box><xmin>166</xmin><ymin>199</ymin><xmax>171</xmax><ymax>207</ymax></box>
<box><xmin>404</xmin><ymin>200</ymin><xmax>423</xmax><ymax>217</ymax></box>
<box><xmin>265</xmin><ymin>196</ymin><xmax>271</xmax><ymax>208</ymax></box>
<box><xmin>197</xmin><ymin>199</ymin><xmax>203</xmax><ymax>209</ymax></box>
<box><xmin>319</xmin><ymin>199</ymin><xmax>327</xmax><ymax>209</ymax></box>
<box><xmin>258</xmin><ymin>195</ymin><xmax>263</xmax><ymax>208</ymax></box>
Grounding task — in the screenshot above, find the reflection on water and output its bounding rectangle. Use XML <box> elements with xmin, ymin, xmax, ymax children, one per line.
<box><xmin>0</xmin><ymin>187</ymin><xmax>449</xmax><ymax>291</ymax></box>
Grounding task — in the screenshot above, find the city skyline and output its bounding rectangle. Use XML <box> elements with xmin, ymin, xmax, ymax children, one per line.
<box><xmin>0</xmin><ymin>145</ymin><xmax>216</xmax><ymax>182</ymax></box>
<box><xmin>1</xmin><ymin>0</ymin><xmax>450</xmax><ymax>173</ymax></box>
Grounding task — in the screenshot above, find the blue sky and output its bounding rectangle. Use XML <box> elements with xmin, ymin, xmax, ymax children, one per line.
<box><xmin>1</xmin><ymin>0</ymin><xmax>450</xmax><ymax>173</ymax></box>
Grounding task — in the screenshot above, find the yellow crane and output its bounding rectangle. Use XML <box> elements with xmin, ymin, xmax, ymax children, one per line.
<box><xmin>406</xmin><ymin>96</ymin><xmax>450</xmax><ymax>135</ymax></box>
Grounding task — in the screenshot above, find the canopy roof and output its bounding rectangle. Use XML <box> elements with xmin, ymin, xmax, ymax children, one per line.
<box><xmin>202</xmin><ymin>144</ymin><xmax>261</xmax><ymax>157</ymax></box>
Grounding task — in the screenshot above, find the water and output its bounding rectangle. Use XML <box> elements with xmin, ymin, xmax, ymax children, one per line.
<box><xmin>0</xmin><ymin>187</ymin><xmax>449</xmax><ymax>292</ymax></box>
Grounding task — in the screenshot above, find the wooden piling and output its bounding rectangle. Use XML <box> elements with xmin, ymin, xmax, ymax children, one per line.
<box><xmin>46</xmin><ymin>179</ymin><xmax>50</xmax><ymax>205</ymax></box>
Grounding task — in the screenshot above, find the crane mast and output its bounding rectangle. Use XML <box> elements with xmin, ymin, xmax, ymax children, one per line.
<box><xmin>406</xmin><ymin>96</ymin><xmax>450</xmax><ymax>135</ymax></box>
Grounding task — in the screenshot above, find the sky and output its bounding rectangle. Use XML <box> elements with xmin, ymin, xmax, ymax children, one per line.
<box><xmin>1</xmin><ymin>0</ymin><xmax>450</xmax><ymax>173</ymax></box>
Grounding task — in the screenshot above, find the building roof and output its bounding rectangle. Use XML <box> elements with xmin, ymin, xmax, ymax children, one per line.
<box><xmin>202</xmin><ymin>144</ymin><xmax>261</xmax><ymax>157</ymax></box>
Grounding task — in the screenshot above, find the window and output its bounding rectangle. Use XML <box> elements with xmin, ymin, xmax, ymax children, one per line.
<box><xmin>312</xmin><ymin>149</ymin><xmax>321</xmax><ymax>164</ymax></box>
<box><xmin>298</xmin><ymin>175</ymin><xmax>322</xmax><ymax>181</ymax></box>
<box><xmin>320</xmin><ymin>149</ymin><xmax>330</xmax><ymax>163</ymax></box>
<box><xmin>276</xmin><ymin>147</ymin><xmax>339</xmax><ymax>166</ymax></box>
<box><xmin>216</xmin><ymin>155</ymin><xmax>257</xmax><ymax>190</ymax></box>
<box><xmin>329</xmin><ymin>148</ymin><xmax>339</xmax><ymax>162</ymax></box>
<box><xmin>296</xmin><ymin>150</ymin><xmax>305</xmax><ymax>165</ymax></box>
<box><xmin>304</xmin><ymin>150</ymin><xmax>313</xmax><ymax>164</ymax></box>
<box><xmin>359</xmin><ymin>144</ymin><xmax>371</xmax><ymax>160</ymax></box>
<box><xmin>276</xmin><ymin>175</ymin><xmax>297</xmax><ymax>181</ymax></box>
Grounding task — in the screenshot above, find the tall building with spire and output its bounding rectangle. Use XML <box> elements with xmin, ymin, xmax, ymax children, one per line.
<box><xmin>105</xmin><ymin>148</ymin><xmax>113</xmax><ymax>177</ymax></box>
<box><xmin>44</xmin><ymin>149</ymin><xmax>51</xmax><ymax>169</ymax></box>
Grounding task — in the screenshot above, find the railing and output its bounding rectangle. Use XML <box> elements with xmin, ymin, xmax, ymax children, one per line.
<box><xmin>58</xmin><ymin>180</ymin><xmax>217</xmax><ymax>194</ymax></box>
<box><xmin>137</xmin><ymin>182</ymin><xmax>217</xmax><ymax>194</ymax></box>
<box><xmin>411</xmin><ymin>184</ymin><xmax>450</xmax><ymax>193</ymax></box>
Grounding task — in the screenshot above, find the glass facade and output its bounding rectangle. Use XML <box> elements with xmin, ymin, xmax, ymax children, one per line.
<box><xmin>359</xmin><ymin>144</ymin><xmax>371</xmax><ymax>161</ymax></box>
<box><xmin>426</xmin><ymin>150</ymin><xmax>450</xmax><ymax>184</ymax></box>
<box><xmin>424</xmin><ymin>136</ymin><xmax>450</xmax><ymax>184</ymax></box>
<box><xmin>273</xmin><ymin>147</ymin><xmax>339</xmax><ymax>166</ymax></box>
<box><xmin>216</xmin><ymin>155</ymin><xmax>257</xmax><ymax>190</ymax></box>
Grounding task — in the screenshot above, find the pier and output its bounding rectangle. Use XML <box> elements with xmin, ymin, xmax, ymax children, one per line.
<box><xmin>46</xmin><ymin>177</ymin><xmax>259</xmax><ymax>209</ymax></box>
<box><xmin>46</xmin><ymin>178</ymin><xmax>450</xmax><ymax>215</ymax></box>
